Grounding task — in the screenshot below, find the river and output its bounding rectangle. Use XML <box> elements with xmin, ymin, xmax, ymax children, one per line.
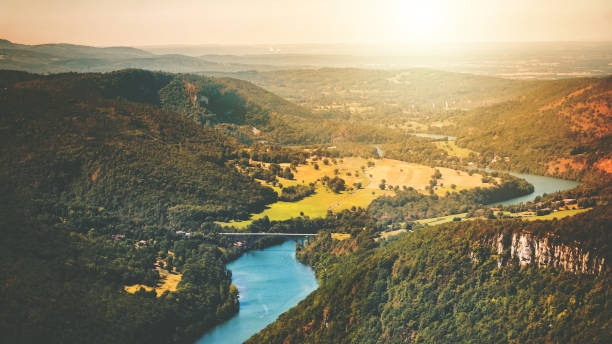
<box><xmin>496</xmin><ymin>172</ymin><xmax>580</xmax><ymax>206</ymax></box>
<box><xmin>405</xmin><ymin>133</ymin><xmax>580</xmax><ymax>203</ymax></box>
<box><xmin>196</xmin><ymin>240</ymin><xmax>318</xmax><ymax>344</ymax></box>
<box><xmin>375</xmin><ymin>140</ymin><xmax>578</xmax><ymax>206</ymax></box>
<box><xmin>198</xmin><ymin>167</ymin><xmax>578</xmax><ymax>343</ymax></box>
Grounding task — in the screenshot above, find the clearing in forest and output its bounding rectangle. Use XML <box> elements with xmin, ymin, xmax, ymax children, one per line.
<box><xmin>220</xmin><ymin>157</ymin><xmax>493</xmax><ymax>229</ymax></box>
<box><xmin>124</xmin><ymin>257</ymin><xmax>181</xmax><ymax>297</ymax></box>
<box><xmin>433</xmin><ymin>141</ymin><xmax>476</xmax><ymax>159</ymax></box>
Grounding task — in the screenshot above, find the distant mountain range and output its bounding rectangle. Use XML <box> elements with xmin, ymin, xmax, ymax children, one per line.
<box><xmin>2</xmin><ymin>39</ymin><xmax>612</xmax><ymax>78</ymax></box>
<box><xmin>1</xmin><ymin>47</ymin><xmax>610</xmax><ymax>344</ymax></box>
<box><xmin>0</xmin><ymin>39</ymin><xmax>282</xmax><ymax>73</ymax></box>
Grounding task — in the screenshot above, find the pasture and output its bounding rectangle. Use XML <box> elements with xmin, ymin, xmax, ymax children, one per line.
<box><xmin>221</xmin><ymin>157</ymin><xmax>493</xmax><ymax>229</ymax></box>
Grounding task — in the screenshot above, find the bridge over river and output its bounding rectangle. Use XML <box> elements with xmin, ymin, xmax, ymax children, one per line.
<box><xmin>219</xmin><ymin>232</ymin><xmax>318</xmax><ymax>248</ymax></box>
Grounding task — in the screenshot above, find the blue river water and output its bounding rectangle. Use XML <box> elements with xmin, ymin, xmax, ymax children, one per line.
<box><xmin>197</xmin><ymin>170</ymin><xmax>578</xmax><ymax>343</ymax></box>
<box><xmin>497</xmin><ymin>172</ymin><xmax>580</xmax><ymax>206</ymax></box>
<box><xmin>196</xmin><ymin>240</ymin><xmax>318</xmax><ymax>344</ymax></box>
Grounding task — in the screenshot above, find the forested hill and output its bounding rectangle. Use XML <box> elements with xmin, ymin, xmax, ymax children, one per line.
<box><xmin>157</xmin><ymin>71</ymin><xmax>396</xmax><ymax>144</ymax></box>
<box><xmin>0</xmin><ymin>69</ymin><xmax>289</xmax><ymax>343</ymax></box>
<box><xmin>0</xmin><ymin>69</ymin><xmax>280</xmax><ymax>223</ymax></box>
<box><xmin>207</xmin><ymin>68</ymin><xmax>535</xmax><ymax>122</ymax></box>
<box><xmin>157</xmin><ymin>72</ymin><xmax>335</xmax><ymax>144</ymax></box>
<box><xmin>456</xmin><ymin>76</ymin><xmax>612</xmax><ymax>178</ymax></box>
<box><xmin>0</xmin><ymin>38</ymin><xmax>253</xmax><ymax>73</ymax></box>
<box><xmin>247</xmin><ymin>206</ymin><xmax>612</xmax><ymax>344</ymax></box>
<box><xmin>0</xmin><ymin>69</ymin><xmax>396</xmax><ymax>145</ymax></box>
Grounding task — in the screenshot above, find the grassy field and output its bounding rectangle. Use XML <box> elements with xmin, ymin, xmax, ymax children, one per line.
<box><xmin>292</xmin><ymin>156</ymin><xmax>371</xmax><ymax>187</ymax></box>
<box><xmin>332</xmin><ymin>188</ymin><xmax>391</xmax><ymax>211</ymax></box>
<box><xmin>433</xmin><ymin>185</ymin><xmax>473</xmax><ymax>196</ymax></box>
<box><xmin>218</xmin><ymin>185</ymin><xmax>350</xmax><ymax>228</ymax></box>
<box><xmin>503</xmin><ymin>208</ymin><xmax>592</xmax><ymax>221</ymax></box>
<box><xmin>367</xmin><ymin>159</ymin><xmax>491</xmax><ymax>190</ymax></box>
<box><xmin>218</xmin><ymin>185</ymin><xmax>393</xmax><ymax>229</ymax></box>
<box><xmin>433</xmin><ymin>141</ymin><xmax>476</xmax><ymax>159</ymax></box>
<box><xmin>260</xmin><ymin>156</ymin><xmax>490</xmax><ymax>192</ymax></box>
<box><xmin>124</xmin><ymin>258</ymin><xmax>182</xmax><ymax>297</ymax></box>
<box><xmin>412</xmin><ymin>208</ymin><xmax>592</xmax><ymax>228</ymax></box>
<box><xmin>415</xmin><ymin>213</ymin><xmax>468</xmax><ymax>226</ymax></box>
<box><xmin>331</xmin><ymin>233</ymin><xmax>351</xmax><ymax>241</ymax></box>
<box><xmin>220</xmin><ymin>157</ymin><xmax>492</xmax><ymax>229</ymax></box>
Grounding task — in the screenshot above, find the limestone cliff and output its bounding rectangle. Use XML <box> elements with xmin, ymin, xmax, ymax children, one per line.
<box><xmin>483</xmin><ymin>231</ymin><xmax>607</xmax><ymax>275</ymax></box>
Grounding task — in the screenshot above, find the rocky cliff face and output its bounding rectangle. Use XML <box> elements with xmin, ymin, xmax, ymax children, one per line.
<box><xmin>486</xmin><ymin>232</ymin><xmax>606</xmax><ymax>275</ymax></box>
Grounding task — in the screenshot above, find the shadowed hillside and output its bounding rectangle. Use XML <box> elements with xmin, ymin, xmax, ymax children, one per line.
<box><xmin>0</xmin><ymin>70</ymin><xmax>285</xmax><ymax>343</ymax></box>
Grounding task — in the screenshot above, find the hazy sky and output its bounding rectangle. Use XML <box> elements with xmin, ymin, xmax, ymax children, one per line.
<box><xmin>1</xmin><ymin>0</ymin><xmax>611</xmax><ymax>46</ymax></box>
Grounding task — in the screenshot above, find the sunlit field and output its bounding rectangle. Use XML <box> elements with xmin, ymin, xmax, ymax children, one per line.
<box><xmin>220</xmin><ymin>157</ymin><xmax>495</xmax><ymax>228</ymax></box>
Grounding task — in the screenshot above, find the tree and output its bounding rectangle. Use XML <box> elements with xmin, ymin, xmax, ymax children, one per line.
<box><xmin>327</xmin><ymin>177</ymin><xmax>346</xmax><ymax>193</ymax></box>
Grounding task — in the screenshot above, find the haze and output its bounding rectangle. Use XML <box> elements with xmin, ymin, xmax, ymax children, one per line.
<box><xmin>2</xmin><ymin>0</ymin><xmax>611</xmax><ymax>47</ymax></box>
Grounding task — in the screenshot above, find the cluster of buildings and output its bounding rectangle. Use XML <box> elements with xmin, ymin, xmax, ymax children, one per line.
<box><xmin>110</xmin><ymin>229</ymin><xmax>199</xmax><ymax>250</ymax></box>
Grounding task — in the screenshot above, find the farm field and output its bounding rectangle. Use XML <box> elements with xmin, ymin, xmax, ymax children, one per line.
<box><xmin>218</xmin><ymin>184</ymin><xmax>394</xmax><ymax>229</ymax></box>
<box><xmin>412</xmin><ymin>207</ymin><xmax>592</xmax><ymax>229</ymax></box>
<box><xmin>221</xmin><ymin>157</ymin><xmax>493</xmax><ymax>229</ymax></box>
<box><xmin>414</xmin><ymin>213</ymin><xmax>468</xmax><ymax>226</ymax></box>
<box><xmin>503</xmin><ymin>208</ymin><xmax>592</xmax><ymax>221</ymax></box>
<box><xmin>365</xmin><ymin>159</ymin><xmax>492</xmax><ymax>190</ymax></box>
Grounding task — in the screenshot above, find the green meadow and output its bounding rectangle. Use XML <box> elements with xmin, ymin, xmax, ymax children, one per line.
<box><xmin>433</xmin><ymin>140</ymin><xmax>475</xmax><ymax>159</ymax></box>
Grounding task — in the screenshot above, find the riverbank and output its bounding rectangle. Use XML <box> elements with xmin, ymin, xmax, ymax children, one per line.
<box><xmin>204</xmin><ymin>169</ymin><xmax>581</xmax><ymax>341</ymax></box>
<box><xmin>197</xmin><ymin>241</ymin><xmax>318</xmax><ymax>344</ymax></box>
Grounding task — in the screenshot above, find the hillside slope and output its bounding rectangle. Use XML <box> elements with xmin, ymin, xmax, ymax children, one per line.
<box><xmin>456</xmin><ymin>76</ymin><xmax>612</xmax><ymax>177</ymax></box>
<box><xmin>0</xmin><ymin>70</ymin><xmax>282</xmax><ymax>343</ymax></box>
<box><xmin>1</xmin><ymin>70</ymin><xmax>278</xmax><ymax>222</ymax></box>
<box><xmin>247</xmin><ymin>207</ymin><xmax>612</xmax><ymax>344</ymax></box>
<box><xmin>157</xmin><ymin>73</ymin><xmax>336</xmax><ymax>144</ymax></box>
<box><xmin>208</xmin><ymin>68</ymin><xmax>537</xmax><ymax>122</ymax></box>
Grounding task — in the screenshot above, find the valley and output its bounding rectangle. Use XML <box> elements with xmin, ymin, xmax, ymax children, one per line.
<box><xmin>219</xmin><ymin>156</ymin><xmax>494</xmax><ymax>228</ymax></box>
<box><xmin>0</xmin><ymin>51</ymin><xmax>610</xmax><ymax>344</ymax></box>
<box><xmin>3</xmin><ymin>1</ymin><xmax>612</xmax><ymax>342</ymax></box>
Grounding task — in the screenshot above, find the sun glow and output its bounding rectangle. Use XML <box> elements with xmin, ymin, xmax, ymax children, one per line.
<box><xmin>388</xmin><ymin>0</ymin><xmax>452</xmax><ymax>43</ymax></box>
<box><xmin>1</xmin><ymin>0</ymin><xmax>610</xmax><ymax>45</ymax></box>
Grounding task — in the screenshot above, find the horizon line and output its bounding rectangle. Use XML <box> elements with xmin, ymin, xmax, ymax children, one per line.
<box><xmin>3</xmin><ymin>37</ymin><xmax>612</xmax><ymax>49</ymax></box>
